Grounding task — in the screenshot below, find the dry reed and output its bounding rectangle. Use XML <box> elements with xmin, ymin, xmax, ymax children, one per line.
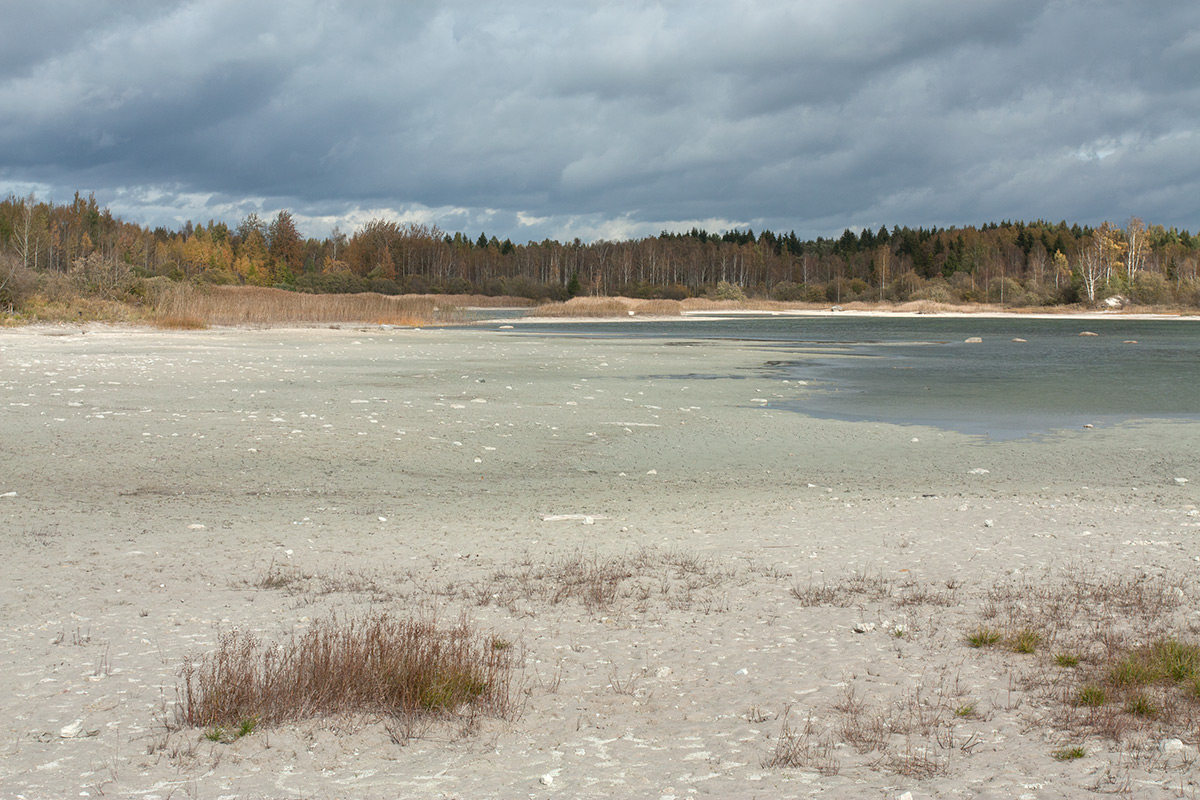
<box><xmin>179</xmin><ymin>613</ymin><xmax>515</xmax><ymax>729</ymax></box>
<box><xmin>680</xmin><ymin>297</ymin><xmax>817</xmax><ymax>312</ymax></box>
<box><xmin>155</xmin><ymin>284</ymin><xmax>449</xmax><ymax>326</ymax></box>
<box><xmin>425</xmin><ymin>294</ymin><xmax>535</xmax><ymax>308</ymax></box>
<box><xmin>151</xmin><ymin>315</ymin><xmax>208</xmax><ymax>330</ymax></box>
<box><xmin>527</xmin><ymin>296</ymin><xmax>683</xmax><ymax>317</ymax></box>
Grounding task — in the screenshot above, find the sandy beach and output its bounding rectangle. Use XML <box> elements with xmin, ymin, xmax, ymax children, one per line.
<box><xmin>1</xmin><ymin>323</ymin><xmax>1198</xmax><ymax>799</ymax></box>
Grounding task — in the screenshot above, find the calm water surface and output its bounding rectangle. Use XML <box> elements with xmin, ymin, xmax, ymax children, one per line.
<box><xmin>488</xmin><ymin>315</ymin><xmax>1200</xmax><ymax>439</ymax></box>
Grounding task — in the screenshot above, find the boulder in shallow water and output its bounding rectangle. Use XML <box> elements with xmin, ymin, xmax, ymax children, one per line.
<box><xmin>965</xmin><ymin>336</ymin><xmax>982</xmax><ymax>343</ymax></box>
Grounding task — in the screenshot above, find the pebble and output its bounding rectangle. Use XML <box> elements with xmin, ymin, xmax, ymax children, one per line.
<box><xmin>1160</xmin><ymin>738</ymin><xmax>1185</xmax><ymax>754</ymax></box>
<box><xmin>969</xmin><ymin>468</ymin><xmax>990</xmax><ymax>475</ymax></box>
<box><xmin>853</xmin><ymin>621</ymin><xmax>876</xmax><ymax>633</ymax></box>
<box><xmin>59</xmin><ymin>720</ymin><xmax>84</xmax><ymax>739</ymax></box>
<box><xmin>984</xmin><ymin>519</ymin><xmax>994</xmax><ymax>528</ymax></box>
<box><xmin>1175</xmin><ymin>477</ymin><xmax>1189</xmax><ymax>485</ymax></box>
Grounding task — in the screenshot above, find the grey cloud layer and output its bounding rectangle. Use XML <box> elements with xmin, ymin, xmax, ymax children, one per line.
<box><xmin>2</xmin><ymin>0</ymin><xmax>1198</xmax><ymax>240</ymax></box>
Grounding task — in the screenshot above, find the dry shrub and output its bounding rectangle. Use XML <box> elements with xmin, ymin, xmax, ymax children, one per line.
<box><xmin>155</xmin><ymin>284</ymin><xmax>447</xmax><ymax>326</ymax></box>
<box><xmin>179</xmin><ymin>613</ymin><xmax>515</xmax><ymax>729</ymax></box>
<box><xmin>0</xmin><ymin>253</ymin><xmax>37</xmax><ymax>311</ymax></box>
<box><xmin>763</xmin><ymin>707</ymin><xmax>840</xmax><ymax>775</ymax></box>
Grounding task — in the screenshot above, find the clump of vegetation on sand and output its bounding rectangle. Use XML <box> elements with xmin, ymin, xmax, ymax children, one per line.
<box><xmin>178</xmin><ymin>613</ymin><xmax>517</xmax><ymax>732</ymax></box>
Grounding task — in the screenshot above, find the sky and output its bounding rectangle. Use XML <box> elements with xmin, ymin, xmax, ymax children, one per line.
<box><xmin>2</xmin><ymin>1</ymin><xmax>1198</xmax><ymax>243</ymax></box>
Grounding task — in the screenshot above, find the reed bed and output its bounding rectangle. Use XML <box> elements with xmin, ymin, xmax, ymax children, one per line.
<box><xmin>425</xmin><ymin>294</ymin><xmax>536</xmax><ymax>308</ymax></box>
<box><xmin>152</xmin><ymin>314</ymin><xmax>208</xmax><ymax>330</ymax></box>
<box><xmin>154</xmin><ymin>284</ymin><xmax>449</xmax><ymax>326</ymax></box>
<box><xmin>527</xmin><ymin>296</ymin><xmax>683</xmax><ymax>317</ymax></box>
<box><xmin>680</xmin><ymin>298</ymin><xmax>816</xmax><ymax>312</ymax></box>
<box><xmin>179</xmin><ymin>613</ymin><xmax>515</xmax><ymax>729</ymax></box>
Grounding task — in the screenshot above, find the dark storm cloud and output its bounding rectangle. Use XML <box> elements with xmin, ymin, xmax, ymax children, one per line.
<box><xmin>2</xmin><ymin>0</ymin><xmax>1198</xmax><ymax>240</ymax></box>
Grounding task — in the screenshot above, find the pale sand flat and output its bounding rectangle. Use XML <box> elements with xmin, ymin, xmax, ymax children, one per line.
<box><xmin>0</xmin><ymin>326</ymin><xmax>1196</xmax><ymax>799</ymax></box>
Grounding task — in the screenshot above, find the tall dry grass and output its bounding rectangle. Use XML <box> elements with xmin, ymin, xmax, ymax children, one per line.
<box><xmin>426</xmin><ymin>294</ymin><xmax>536</xmax><ymax>308</ymax></box>
<box><xmin>680</xmin><ymin>298</ymin><xmax>811</xmax><ymax>312</ymax></box>
<box><xmin>153</xmin><ymin>284</ymin><xmax>451</xmax><ymax>327</ymax></box>
<box><xmin>527</xmin><ymin>296</ymin><xmax>683</xmax><ymax>317</ymax></box>
<box><xmin>179</xmin><ymin>613</ymin><xmax>515</xmax><ymax>729</ymax></box>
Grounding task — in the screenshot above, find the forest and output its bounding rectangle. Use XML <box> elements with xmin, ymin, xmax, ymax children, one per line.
<box><xmin>2</xmin><ymin>191</ymin><xmax>1199</xmax><ymax>317</ymax></box>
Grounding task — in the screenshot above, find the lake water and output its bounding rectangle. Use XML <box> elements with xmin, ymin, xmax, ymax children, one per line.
<box><xmin>485</xmin><ymin>314</ymin><xmax>1200</xmax><ymax>440</ymax></box>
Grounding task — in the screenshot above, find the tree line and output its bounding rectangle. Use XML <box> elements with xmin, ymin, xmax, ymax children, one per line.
<box><xmin>3</xmin><ymin>191</ymin><xmax>1199</xmax><ymax>310</ymax></box>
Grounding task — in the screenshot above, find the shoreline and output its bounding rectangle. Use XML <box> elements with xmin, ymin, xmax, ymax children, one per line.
<box><xmin>502</xmin><ymin>307</ymin><xmax>1200</xmax><ymax>323</ymax></box>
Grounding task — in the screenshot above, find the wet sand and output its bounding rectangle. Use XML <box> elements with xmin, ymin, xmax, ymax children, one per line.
<box><xmin>1</xmin><ymin>324</ymin><xmax>1197</xmax><ymax>798</ymax></box>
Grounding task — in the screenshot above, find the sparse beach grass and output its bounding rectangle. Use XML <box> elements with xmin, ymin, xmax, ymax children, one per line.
<box><xmin>963</xmin><ymin>569</ymin><xmax>1200</xmax><ymax>741</ymax></box>
<box><xmin>776</xmin><ymin>565</ymin><xmax>1198</xmax><ymax>780</ymax></box>
<box><xmin>479</xmin><ymin>548</ymin><xmax>734</xmax><ymax>613</ymax></box>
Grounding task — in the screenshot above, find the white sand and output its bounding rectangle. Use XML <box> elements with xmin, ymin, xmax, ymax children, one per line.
<box><xmin>1</xmin><ymin>324</ymin><xmax>1197</xmax><ymax>799</ymax></box>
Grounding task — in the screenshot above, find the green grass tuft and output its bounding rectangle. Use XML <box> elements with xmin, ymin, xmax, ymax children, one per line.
<box><xmin>1076</xmin><ymin>685</ymin><xmax>1107</xmax><ymax>708</ymax></box>
<box><xmin>1052</xmin><ymin>746</ymin><xmax>1086</xmax><ymax>761</ymax></box>
<box><xmin>1124</xmin><ymin>693</ymin><xmax>1157</xmax><ymax>718</ymax></box>
<box><xmin>1009</xmin><ymin>628</ymin><xmax>1042</xmax><ymax>654</ymax></box>
<box><xmin>1055</xmin><ymin>652</ymin><xmax>1080</xmax><ymax>668</ymax></box>
<box><xmin>966</xmin><ymin>626</ymin><xmax>1002</xmax><ymax>648</ymax></box>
